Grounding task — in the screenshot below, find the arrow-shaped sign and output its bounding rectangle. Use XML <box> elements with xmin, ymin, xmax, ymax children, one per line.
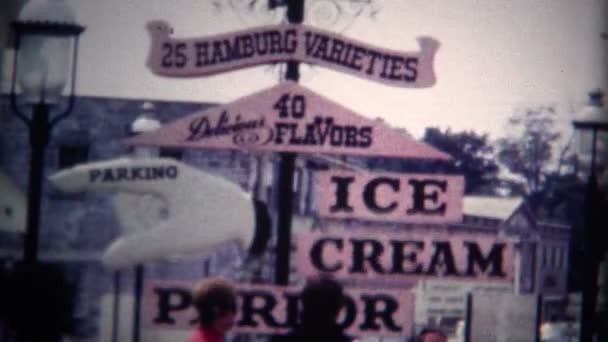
<box><xmin>49</xmin><ymin>157</ymin><xmax>270</xmax><ymax>269</ymax></box>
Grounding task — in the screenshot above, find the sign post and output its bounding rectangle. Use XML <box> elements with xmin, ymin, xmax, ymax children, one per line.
<box><xmin>275</xmin><ymin>0</ymin><xmax>304</xmax><ymax>288</ymax></box>
<box><xmin>122</xmin><ymin>0</ymin><xmax>446</xmax><ymax>339</ymax></box>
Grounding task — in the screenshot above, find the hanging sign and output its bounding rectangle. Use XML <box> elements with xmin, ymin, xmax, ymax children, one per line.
<box><xmin>48</xmin><ymin>157</ymin><xmax>258</xmax><ymax>270</ymax></box>
<box><xmin>296</xmin><ymin>230</ymin><xmax>514</xmax><ymax>283</ymax></box>
<box><xmin>146</xmin><ymin>21</ymin><xmax>439</xmax><ymax>88</ymax></box>
<box><xmin>143</xmin><ymin>281</ymin><xmax>415</xmax><ymax>337</ymax></box>
<box><xmin>314</xmin><ymin>170</ymin><xmax>464</xmax><ymax>223</ymax></box>
<box><xmin>125</xmin><ymin>81</ymin><xmax>451</xmax><ymax>160</ymax></box>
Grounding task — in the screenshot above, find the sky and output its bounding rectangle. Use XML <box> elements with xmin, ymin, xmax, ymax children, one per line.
<box><xmin>4</xmin><ymin>0</ymin><xmax>608</xmax><ymax>142</ymax></box>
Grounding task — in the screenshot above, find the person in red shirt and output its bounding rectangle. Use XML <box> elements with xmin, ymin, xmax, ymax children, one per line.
<box><xmin>188</xmin><ymin>277</ymin><xmax>238</xmax><ymax>342</ymax></box>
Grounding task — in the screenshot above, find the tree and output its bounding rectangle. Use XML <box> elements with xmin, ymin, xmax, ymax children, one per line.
<box><xmin>422</xmin><ymin>127</ymin><xmax>499</xmax><ymax>194</ymax></box>
<box><xmin>497</xmin><ymin>106</ymin><xmax>561</xmax><ymax>195</ymax></box>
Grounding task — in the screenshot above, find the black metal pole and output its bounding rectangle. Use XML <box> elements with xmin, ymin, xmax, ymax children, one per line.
<box><xmin>464</xmin><ymin>292</ymin><xmax>472</xmax><ymax>342</ymax></box>
<box><xmin>13</xmin><ymin>102</ymin><xmax>72</xmax><ymax>342</ymax></box>
<box><xmin>133</xmin><ymin>264</ymin><xmax>144</xmax><ymax>342</ymax></box>
<box><xmin>535</xmin><ymin>295</ymin><xmax>543</xmax><ymax>342</ymax></box>
<box><xmin>274</xmin><ymin>0</ymin><xmax>304</xmax><ymax>286</ymax></box>
<box><xmin>580</xmin><ymin>172</ymin><xmax>601</xmax><ymax>342</ymax></box>
<box><xmin>271</xmin><ymin>5</ymin><xmax>304</xmax><ymax>342</ymax></box>
<box><xmin>579</xmin><ymin>127</ymin><xmax>602</xmax><ymax>342</ymax></box>
<box><xmin>275</xmin><ymin>153</ymin><xmax>296</xmax><ymax>285</ymax></box>
<box><xmin>23</xmin><ymin>102</ymin><xmax>50</xmax><ymax>264</ymax></box>
<box><xmin>112</xmin><ymin>270</ymin><xmax>121</xmax><ymax>342</ymax></box>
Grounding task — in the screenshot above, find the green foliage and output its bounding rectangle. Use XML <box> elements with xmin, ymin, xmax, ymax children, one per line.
<box><xmin>422</xmin><ymin>127</ymin><xmax>499</xmax><ymax>194</ymax></box>
<box><xmin>497</xmin><ymin>106</ymin><xmax>561</xmax><ymax>194</ymax></box>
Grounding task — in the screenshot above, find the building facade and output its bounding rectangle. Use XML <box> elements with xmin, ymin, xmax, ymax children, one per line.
<box><xmin>0</xmin><ymin>95</ymin><xmax>570</xmax><ymax>340</ymax></box>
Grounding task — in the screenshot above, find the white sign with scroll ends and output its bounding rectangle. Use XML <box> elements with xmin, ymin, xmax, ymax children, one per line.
<box><xmin>146</xmin><ymin>21</ymin><xmax>439</xmax><ymax>88</ymax></box>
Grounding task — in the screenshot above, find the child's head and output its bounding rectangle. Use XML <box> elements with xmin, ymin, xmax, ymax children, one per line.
<box><xmin>192</xmin><ymin>277</ymin><xmax>237</xmax><ymax>333</ymax></box>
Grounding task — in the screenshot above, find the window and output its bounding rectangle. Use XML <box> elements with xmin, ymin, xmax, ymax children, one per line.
<box><xmin>58</xmin><ymin>143</ymin><xmax>89</xmax><ymax>169</ymax></box>
<box><xmin>205</xmin><ymin>150</ymin><xmax>223</xmax><ymax>167</ymax></box>
<box><xmin>159</xmin><ymin>148</ymin><xmax>183</xmax><ymax>160</ymax></box>
<box><xmin>54</xmin><ymin>128</ymin><xmax>90</xmax><ymax>170</ymax></box>
<box><xmin>51</xmin><ymin>139</ymin><xmax>90</xmax><ymax>199</ymax></box>
<box><xmin>543</xmin><ymin>275</ymin><xmax>557</xmax><ymax>288</ymax></box>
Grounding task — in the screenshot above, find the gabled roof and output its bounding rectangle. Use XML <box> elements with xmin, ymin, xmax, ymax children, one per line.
<box><xmin>463</xmin><ymin>196</ymin><xmax>523</xmax><ymax>221</ymax></box>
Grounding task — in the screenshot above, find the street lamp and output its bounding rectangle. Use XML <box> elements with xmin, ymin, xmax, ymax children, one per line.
<box><xmin>574</xmin><ymin>90</ymin><xmax>608</xmax><ymax>173</ymax></box>
<box><xmin>573</xmin><ymin>89</ymin><xmax>608</xmax><ymax>342</ymax></box>
<box><xmin>10</xmin><ymin>0</ymin><xmax>84</xmax><ymax>264</ymax></box>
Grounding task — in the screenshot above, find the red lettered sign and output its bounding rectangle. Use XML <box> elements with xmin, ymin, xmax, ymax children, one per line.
<box><xmin>143</xmin><ymin>281</ymin><xmax>415</xmax><ymax>337</ymax></box>
<box><xmin>314</xmin><ymin>170</ymin><xmax>464</xmax><ymax>223</ymax></box>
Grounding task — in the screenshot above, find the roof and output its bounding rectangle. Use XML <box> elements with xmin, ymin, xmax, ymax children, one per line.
<box><xmin>463</xmin><ymin>196</ymin><xmax>523</xmax><ymax>221</ymax></box>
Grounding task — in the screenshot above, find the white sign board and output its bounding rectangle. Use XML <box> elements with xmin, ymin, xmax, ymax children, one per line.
<box><xmin>470</xmin><ymin>292</ymin><xmax>539</xmax><ymax>342</ymax></box>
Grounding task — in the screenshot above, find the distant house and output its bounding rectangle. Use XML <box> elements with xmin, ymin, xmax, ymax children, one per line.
<box><xmin>464</xmin><ymin>196</ymin><xmax>570</xmax><ymax>296</ymax></box>
<box><xmin>412</xmin><ymin>196</ymin><xmax>569</xmax><ymax>333</ymax></box>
